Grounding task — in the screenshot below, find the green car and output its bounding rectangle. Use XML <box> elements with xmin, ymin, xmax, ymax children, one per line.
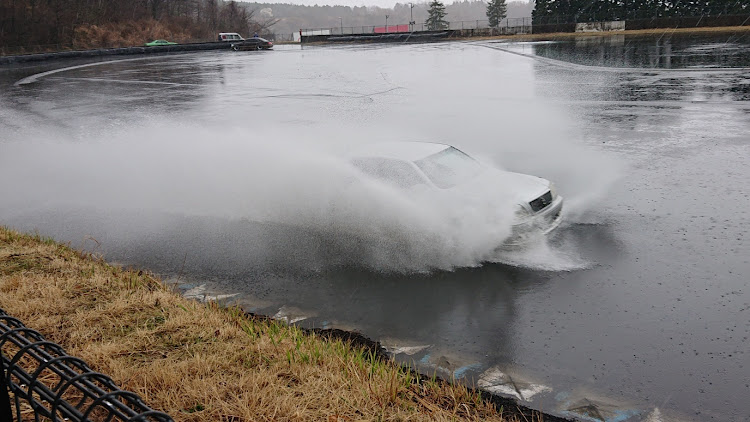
<box><xmin>145</xmin><ymin>39</ymin><xmax>178</xmax><ymax>47</ymax></box>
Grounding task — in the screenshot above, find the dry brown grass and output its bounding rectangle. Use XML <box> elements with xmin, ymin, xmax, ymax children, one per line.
<box><xmin>0</xmin><ymin>227</ymin><xmax>530</xmax><ymax>422</ymax></box>
<box><xmin>72</xmin><ymin>19</ymin><xmax>208</xmax><ymax>49</ymax></box>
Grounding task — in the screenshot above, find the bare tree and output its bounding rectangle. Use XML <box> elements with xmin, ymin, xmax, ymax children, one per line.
<box><xmin>0</xmin><ymin>0</ymin><xmax>276</xmax><ymax>50</ymax></box>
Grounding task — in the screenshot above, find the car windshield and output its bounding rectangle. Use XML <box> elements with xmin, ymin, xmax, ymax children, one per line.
<box><xmin>413</xmin><ymin>147</ymin><xmax>482</xmax><ymax>189</ymax></box>
<box><xmin>351</xmin><ymin>158</ymin><xmax>425</xmax><ymax>189</ymax></box>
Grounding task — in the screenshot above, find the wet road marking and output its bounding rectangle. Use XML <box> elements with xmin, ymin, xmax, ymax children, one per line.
<box><xmin>255</xmin><ymin>87</ymin><xmax>403</xmax><ymax>100</ymax></box>
<box><xmin>14</xmin><ymin>56</ymin><xmax>159</xmax><ymax>86</ymax></box>
<box><xmin>50</xmin><ymin>77</ymin><xmax>203</xmax><ymax>87</ymax></box>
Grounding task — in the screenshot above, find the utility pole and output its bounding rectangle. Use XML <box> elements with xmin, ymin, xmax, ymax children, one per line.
<box><xmin>385</xmin><ymin>15</ymin><xmax>389</xmax><ymax>32</ymax></box>
<box><xmin>339</xmin><ymin>17</ymin><xmax>343</xmax><ymax>34</ymax></box>
<box><xmin>409</xmin><ymin>3</ymin><xmax>415</xmax><ymax>31</ymax></box>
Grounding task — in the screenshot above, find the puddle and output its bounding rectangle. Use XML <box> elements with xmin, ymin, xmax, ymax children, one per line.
<box><xmin>529</xmin><ymin>33</ymin><xmax>750</xmax><ymax>69</ymax></box>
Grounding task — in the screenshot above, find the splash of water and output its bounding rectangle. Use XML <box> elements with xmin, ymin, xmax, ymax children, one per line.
<box><xmin>0</xmin><ymin>108</ymin><xmax>618</xmax><ymax>273</ymax></box>
<box><xmin>493</xmin><ymin>234</ymin><xmax>592</xmax><ymax>272</ymax></box>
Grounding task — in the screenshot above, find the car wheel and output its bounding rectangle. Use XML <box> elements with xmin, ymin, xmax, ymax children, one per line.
<box><xmin>256</xmin><ymin>45</ymin><xmax>261</xmax><ymax>51</ymax></box>
<box><xmin>231</xmin><ymin>44</ymin><xmax>239</xmax><ymax>51</ymax></box>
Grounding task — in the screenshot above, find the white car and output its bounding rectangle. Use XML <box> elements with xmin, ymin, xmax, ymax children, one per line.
<box><xmin>217</xmin><ymin>32</ymin><xmax>244</xmax><ymax>42</ymax></box>
<box><xmin>349</xmin><ymin>142</ymin><xmax>563</xmax><ymax>245</ymax></box>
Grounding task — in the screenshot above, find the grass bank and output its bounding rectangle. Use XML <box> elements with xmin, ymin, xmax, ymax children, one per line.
<box><xmin>0</xmin><ymin>227</ymin><xmax>552</xmax><ymax>421</ymax></box>
<box><xmin>0</xmin><ymin>19</ymin><xmax>210</xmax><ymax>56</ymax></box>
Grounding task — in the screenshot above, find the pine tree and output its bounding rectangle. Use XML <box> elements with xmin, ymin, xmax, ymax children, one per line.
<box><xmin>426</xmin><ymin>0</ymin><xmax>448</xmax><ymax>30</ymax></box>
<box><xmin>486</xmin><ymin>0</ymin><xmax>507</xmax><ymax>27</ymax></box>
<box><xmin>531</xmin><ymin>0</ymin><xmax>552</xmax><ymax>25</ymax></box>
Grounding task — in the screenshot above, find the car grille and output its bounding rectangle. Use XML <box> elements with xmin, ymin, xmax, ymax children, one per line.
<box><xmin>545</xmin><ymin>207</ymin><xmax>561</xmax><ymax>224</ymax></box>
<box><xmin>529</xmin><ymin>190</ymin><xmax>553</xmax><ymax>212</ymax></box>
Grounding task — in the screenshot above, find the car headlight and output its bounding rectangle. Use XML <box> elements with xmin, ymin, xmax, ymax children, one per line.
<box><xmin>549</xmin><ymin>182</ymin><xmax>557</xmax><ymax>199</ymax></box>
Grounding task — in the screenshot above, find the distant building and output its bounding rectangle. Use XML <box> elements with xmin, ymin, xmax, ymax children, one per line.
<box><xmin>374</xmin><ymin>25</ymin><xmax>410</xmax><ymax>33</ymax></box>
<box><xmin>294</xmin><ymin>29</ymin><xmax>331</xmax><ymax>42</ymax></box>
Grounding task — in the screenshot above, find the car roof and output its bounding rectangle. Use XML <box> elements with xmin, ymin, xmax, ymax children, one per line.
<box><xmin>350</xmin><ymin>142</ymin><xmax>451</xmax><ymax>162</ymax></box>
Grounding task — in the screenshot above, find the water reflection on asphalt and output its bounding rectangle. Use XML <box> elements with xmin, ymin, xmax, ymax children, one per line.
<box><xmin>529</xmin><ymin>32</ymin><xmax>750</xmax><ymax>69</ymax></box>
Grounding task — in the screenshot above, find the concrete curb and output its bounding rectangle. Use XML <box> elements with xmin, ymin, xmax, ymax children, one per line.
<box><xmin>303</xmin><ymin>30</ymin><xmax>455</xmax><ymax>44</ymax></box>
<box><xmin>243</xmin><ymin>311</ymin><xmax>573</xmax><ymax>422</ymax></box>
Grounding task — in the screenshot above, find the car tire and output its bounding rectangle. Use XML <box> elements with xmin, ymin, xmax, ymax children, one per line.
<box><xmin>231</xmin><ymin>44</ymin><xmax>239</xmax><ymax>51</ymax></box>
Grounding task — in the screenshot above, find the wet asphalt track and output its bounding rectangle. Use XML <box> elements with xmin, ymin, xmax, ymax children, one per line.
<box><xmin>1</xmin><ymin>36</ymin><xmax>749</xmax><ymax>421</ymax></box>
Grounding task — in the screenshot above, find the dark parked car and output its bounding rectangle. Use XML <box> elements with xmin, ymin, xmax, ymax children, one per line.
<box><xmin>231</xmin><ymin>37</ymin><xmax>273</xmax><ymax>51</ymax></box>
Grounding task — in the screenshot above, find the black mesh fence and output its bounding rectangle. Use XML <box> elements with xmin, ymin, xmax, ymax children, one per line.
<box><xmin>0</xmin><ymin>308</ymin><xmax>173</xmax><ymax>422</ymax></box>
<box><xmin>625</xmin><ymin>14</ymin><xmax>750</xmax><ymax>30</ymax></box>
<box><xmin>531</xmin><ymin>13</ymin><xmax>750</xmax><ymax>33</ymax></box>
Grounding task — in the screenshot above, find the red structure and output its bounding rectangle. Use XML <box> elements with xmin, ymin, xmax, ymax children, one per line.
<box><xmin>374</xmin><ymin>24</ymin><xmax>410</xmax><ymax>33</ymax></box>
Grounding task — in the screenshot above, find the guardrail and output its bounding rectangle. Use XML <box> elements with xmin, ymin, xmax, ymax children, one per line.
<box><xmin>297</xmin><ymin>13</ymin><xmax>750</xmax><ymax>39</ymax></box>
<box><xmin>0</xmin><ymin>307</ymin><xmax>173</xmax><ymax>421</ymax></box>
<box><xmin>299</xmin><ymin>17</ymin><xmax>532</xmax><ymax>37</ymax></box>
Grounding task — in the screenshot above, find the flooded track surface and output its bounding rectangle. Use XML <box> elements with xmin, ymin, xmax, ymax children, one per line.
<box><xmin>1</xmin><ymin>36</ymin><xmax>749</xmax><ymax>421</ymax></box>
<box><xmin>529</xmin><ymin>31</ymin><xmax>750</xmax><ymax>70</ymax></box>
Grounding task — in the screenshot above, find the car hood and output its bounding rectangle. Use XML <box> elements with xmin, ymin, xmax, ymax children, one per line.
<box><xmin>496</xmin><ymin>169</ymin><xmax>550</xmax><ymax>199</ymax></box>
<box><xmin>450</xmin><ymin>168</ymin><xmax>551</xmax><ymax>205</ymax></box>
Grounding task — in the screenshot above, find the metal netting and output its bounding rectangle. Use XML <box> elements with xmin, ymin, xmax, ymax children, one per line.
<box><xmin>0</xmin><ymin>308</ymin><xmax>173</xmax><ymax>422</ymax></box>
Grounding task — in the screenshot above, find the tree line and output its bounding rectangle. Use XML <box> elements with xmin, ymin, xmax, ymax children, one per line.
<box><xmin>425</xmin><ymin>0</ymin><xmax>509</xmax><ymax>30</ymax></box>
<box><xmin>533</xmin><ymin>0</ymin><xmax>750</xmax><ymax>24</ymax></box>
<box><xmin>1</xmin><ymin>0</ymin><xmax>536</xmax><ymax>50</ymax></box>
<box><xmin>0</xmin><ymin>0</ymin><xmax>274</xmax><ymax>50</ymax></box>
<box><xmin>250</xmin><ymin>1</ymin><xmax>532</xmax><ymax>35</ymax></box>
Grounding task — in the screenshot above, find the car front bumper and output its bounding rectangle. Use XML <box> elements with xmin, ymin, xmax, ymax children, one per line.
<box><xmin>506</xmin><ymin>196</ymin><xmax>564</xmax><ymax>245</ymax></box>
